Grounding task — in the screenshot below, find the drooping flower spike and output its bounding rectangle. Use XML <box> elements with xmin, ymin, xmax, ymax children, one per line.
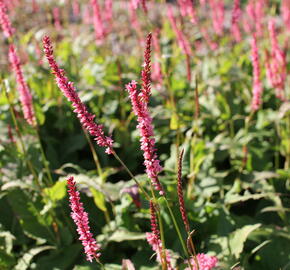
<box><xmin>67</xmin><ymin>176</ymin><xmax>101</xmax><ymax>262</ymax></box>
<box><xmin>42</xmin><ymin>35</ymin><xmax>113</xmax><ymax>154</ymax></box>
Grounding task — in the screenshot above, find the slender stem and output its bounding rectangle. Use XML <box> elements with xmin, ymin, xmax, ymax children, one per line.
<box><xmin>82</xmin><ymin>127</ymin><xmax>103</xmax><ymax>179</ymax></box>
<box><xmin>240</xmin><ymin>111</ymin><xmax>255</xmax><ymax>172</ymax></box>
<box><xmin>187</xmin><ymin>233</ymin><xmax>199</xmax><ymax>270</ymax></box>
<box><xmin>150</xmin><ymin>186</ymin><xmax>167</xmax><ymax>269</ymax></box>
<box><xmin>112</xmin><ymin>151</ymin><xmax>151</xmax><ymax>201</ymax></box>
<box><xmin>164</xmin><ymin>197</ymin><xmax>188</xmax><ymax>256</ymax></box>
<box><xmin>286</xmin><ymin>114</ymin><xmax>290</xmax><ymax>170</ymax></box>
<box><xmin>35</xmin><ymin>126</ymin><xmax>54</xmax><ymax>186</ymax></box>
<box><xmin>3</xmin><ymin>82</ymin><xmax>62</xmax><ymax>244</ymax></box>
<box><xmin>95</xmin><ymin>257</ymin><xmax>105</xmax><ymax>270</ymax></box>
<box><xmin>81</xmin><ymin>128</ymin><xmax>112</xmax><ymax>224</ymax></box>
<box><xmin>4</xmin><ymin>83</ymin><xmax>42</xmax><ymax>189</ymax></box>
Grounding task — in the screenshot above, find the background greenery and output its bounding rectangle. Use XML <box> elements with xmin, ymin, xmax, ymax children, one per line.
<box><xmin>0</xmin><ymin>0</ymin><xmax>289</xmax><ymax>269</ymax></box>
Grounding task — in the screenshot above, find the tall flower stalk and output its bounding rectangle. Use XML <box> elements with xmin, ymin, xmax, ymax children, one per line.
<box><xmin>167</xmin><ymin>5</ymin><xmax>192</xmax><ymax>81</ymax></box>
<box><xmin>8</xmin><ymin>44</ymin><xmax>36</xmax><ymax>126</ymax></box>
<box><xmin>91</xmin><ymin>0</ymin><xmax>105</xmax><ymax>44</ymax></box>
<box><xmin>177</xmin><ymin>149</ymin><xmax>190</xmax><ymax>232</ymax></box>
<box><xmin>146</xmin><ymin>201</ymin><xmax>173</xmax><ymax>269</ymax></box>
<box><xmin>281</xmin><ymin>0</ymin><xmax>290</xmax><ymax>31</ymax></box>
<box><xmin>209</xmin><ymin>0</ymin><xmax>224</xmax><ymax>36</ymax></box>
<box><xmin>177</xmin><ymin>0</ymin><xmax>197</xmax><ymax>24</ymax></box>
<box><xmin>67</xmin><ymin>176</ymin><xmax>101</xmax><ymax>262</ymax></box>
<box><xmin>250</xmin><ymin>35</ymin><xmax>263</xmax><ymax>111</ymax></box>
<box><xmin>0</xmin><ymin>0</ymin><xmax>14</xmax><ymax>38</ymax></box>
<box><xmin>42</xmin><ymin>35</ymin><xmax>113</xmax><ymax>154</ymax></box>
<box><xmin>126</xmin><ymin>33</ymin><xmax>164</xmax><ymax>195</ymax></box>
<box><xmin>126</xmin><ymin>80</ymin><xmax>164</xmax><ymax>195</ymax></box>
<box><xmin>231</xmin><ymin>0</ymin><xmax>241</xmax><ymax>42</ymax></box>
<box><xmin>0</xmin><ymin>0</ymin><xmax>35</xmax><ymax>126</ymax></box>
<box><xmin>151</xmin><ymin>30</ymin><xmax>163</xmax><ymax>87</ymax></box>
<box><xmin>265</xmin><ymin>19</ymin><xmax>287</xmax><ymax>100</ymax></box>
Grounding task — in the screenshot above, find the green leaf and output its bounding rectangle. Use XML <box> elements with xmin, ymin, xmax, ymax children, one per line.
<box><xmin>230</xmin><ymin>224</ymin><xmax>261</xmax><ymax>259</ymax></box>
<box><xmin>7</xmin><ymin>190</ymin><xmax>53</xmax><ymax>241</ymax></box>
<box><xmin>170</xmin><ymin>113</ymin><xmax>179</xmax><ymax>130</ymax></box>
<box><xmin>34</xmin><ymin>103</ymin><xmax>45</xmax><ymax>125</ymax></box>
<box><xmin>34</xmin><ymin>243</ymin><xmax>82</xmax><ymax>270</ymax></box>
<box><xmin>0</xmin><ymin>231</ymin><xmax>15</xmax><ymax>254</ymax></box>
<box><xmin>225</xmin><ymin>192</ymin><xmax>267</xmax><ymax>204</ymax></box>
<box><xmin>98</xmin><ymin>228</ymin><xmax>146</xmax><ymax>243</ymax></box>
<box><xmin>15</xmin><ymin>246</ymin><xmax>55</xmax><ymax>270</ymax></box>
<box><xmin>43</xmin><ymin>180</ymin><xmax>67</xmax><ymax>203</ymax></box>
<box><xmin>90</xmin><ymin>188</ymin><xmax>107</xmax><ymax>212</ymax></box>
<box><xmin>0</xmin><ymin>250</ymin><xmax>15</xmax><ymax>270</ymax></box>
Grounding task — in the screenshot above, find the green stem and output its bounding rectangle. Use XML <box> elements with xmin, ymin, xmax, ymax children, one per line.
<box><xmin>35</xmin><ymin>126</ymin><xmax>54</xmax><ymax>186</ymax></box>
<box><xmin>3</xmin><ymin>83</ymin><xmax>42</xmax><ymax>189</ymax></box>
<box><xmin>164</xmin><ymin>197</ymin><xmax>188</xmax><ymax>257</ymax></box>
<box><xmin>112</xmin><ymin>151</ymin><xmax>151</xmax><ymax>201</ymax></box>
<box><xmin>150</xmin><ymin>186</ymin><xmax>167</xmax><ymax>269</ymax></box>
<box><xmin>82</xmin><ymin>127</ymin><xmax>103</xmax><ymax>179</ymax></box>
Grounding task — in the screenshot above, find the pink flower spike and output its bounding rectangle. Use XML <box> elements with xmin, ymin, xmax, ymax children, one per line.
<box><xmin>167</xmin><ymin>5</ymin><xmax>192</xmax><ymax>56</ymax></box>
<box><xmin>250</xmin><ymin>35</ymin><xmax>263</xmax><ymax>111</ymax></box>
<box><xmin>126</xmin><ymin>80</ymin><xmax>164</xmax><ymax>195</ymax></box>
<box><xmin>209</xmin><ymin>0</ymin><xmax>224</xmax><ymax>36</ymax></box>
<box><xmin>42</xmin><ymin>35</ymin><xmax>113</xmax><ymax>154</ymax></box>
<box><xmin>146</xmin><ymin>232</ymin><xmax>174</xmax><ymax>269</ymax></box>
<box><xmin>0</xmin><ymin>0</ymin><xmax>14</xmax><ymax>38</ymax></box>
<box><xmin>281</xmin><ymin>0</ymin><xmax>290</xmax><ymax>31</ymax></box>
<box><xmin>52</xmin><ymin>7</ymin><xmax>62</xmax><ymax>31</ymax></box>
<box><xmin>72</xmin><ymin>0</ymin><xmax>80</xmax><ymax>17</ymax></box>
<box><xmin>231</xmin><ymin>0</ymin><xmax>241</xmax><ymax>42</ymax></box>
<box><xmin>141</xmin><ymin>0</ymin><xmax>147</xmax><ymax>14</ymax></box>
<box><xmin>265</xmin><ymin>19</ymin><xmax>287</xmax><ymax>100</ymax></box>
<box><xmin>67</xmin><ymin>176</ymin><xmax>101</xmax><ymax>262</ymax></box>
<box><xmin>141</xmin><ymin>33</ymin><xmax>152</xmax><ymax>103</ymax></box>
<box><xmin>9</xmin><ymin>44</ymin><xmax>36</xmax><ymax>126</ymax></box>
<box><xmin>105</xmin><ymin>0</ymin><xmax>113</xmax><ymax>23</ymax></box>
<box><xmin>91</xmin><ymin>0</ymin><xmax>105</xmax><ymax>44</ymax></box>
<box><xmin>185</xmin><ymin>253</ymin><xmax>218</xmax><ymax>270</ymax></box>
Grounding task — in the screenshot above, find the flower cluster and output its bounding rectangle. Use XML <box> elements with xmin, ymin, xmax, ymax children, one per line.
<box><xmin>0</xmin><ymin>0</ymin><xmax>14</xmax><ymax>38</ymax></box>
<box><xmin>91</xmin><ymin>0</ymin><xmax>105</xmax><ymax>43</ymax></box>
<box><xmin>42</xmin><ymin>35</ymin><xmax>113</xmax><ymax>154</ymax></box>
<box><xmin>151</xmin><ymin>30</ymin><xmax>163</xmax><ymax>87</ymax></box>
<box><xmin>126</xmin><ymin>80</ymin><xmax>164</xmax><ymax>195</ymax></box>
<box><xmin>167</xmin><ymin>5</ymin><xmax>192</xmax><ymax>56</ymax></box>
<box><xmin>250</xmin><ymin>35</ymin><xmax>263</xmax><ymax>111</ymax></box>
<box><xmin>281</xmin><ymin>0</ymin><xmax>290</xmax><ymax>31</ymax></box>
<box><xmin>9</xmin><ymin>44</ymin><xmax>36</xmax><ymax>126</ymax></box>
<box><xmin>231</xmin><ymin>0</ymin><xmax>241</xmax><ymax>42</ymax></box>
<box><xmin>177</xmin><ymin>0</ymin><xmax>197</xmax><ymax>24</ymax></box>
<box><xmin>245</xmin><ymin>0</ymin><xmax>265</xmax><ymax>36</ymax></box>
<box><xmin>265</xmin><ymin>19</ymin><xmax>287</xmax><ymax>100</ymax></box>
<box><xmin>177</xmin><ymin>149</ymin><xmax>190</xmax><ymax>232</ymax></box>
<box><xmin>67</xmin><ymin>176</ymin><xmax>101</xmax><ymax>262</ymax></box>
<box><xmin>209</xmin><ymin>0</ymin><xmax>224</xmax><ymax>36</ymax></box>
<box><xmin>185</xmin><ymin>253</ymin><xmax>218</xmax><ymax>270</ymax></box>
<box><xmin>146</xmin><ymin>232</ymin><xmax>174</xmax><ymax>269</ymax></box>
<box><xmin>141</xmin><ymin>33</ymin><xmax>152</xmax><ymax>103</ymax></box>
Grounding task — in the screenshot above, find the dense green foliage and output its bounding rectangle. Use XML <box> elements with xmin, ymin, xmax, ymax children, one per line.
<box><xmin>0</xmin><ymin>0</ymin><xmax>289</xmax><ymax>269</ymax></box>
